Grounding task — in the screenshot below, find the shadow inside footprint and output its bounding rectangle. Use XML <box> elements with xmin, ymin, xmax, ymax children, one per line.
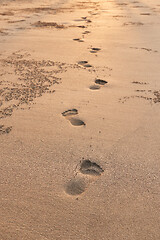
<box><xmin>62</xmin><ymin>109</ymin><xmax>78</xmax><ymax>117</ymax></box>
<box><xmin>69</xmin><ymin>118</ymin><xmax>85</xmax><ymax>126</ymax></box>
<box><xmin>90</xmin><ymin>47</ymin><xmax>101</xmax><ymax>53</ymax></box>
<box><xmin>80</xmin><ymin>160</ymin><xmax>104</xmax><ymax>176</ymax></box>
<box><xmin>78</xmin><ymin>61</ymin><xmax>88</xmax><ymax>65</ymax></box>
<box><xmin>90</xmin><ymin>50</ymin><xmax>97</xmax><ymax>53</ymax></box>
<box><xmin>83</xmin><ymin>31</ymin><xmax>91</xmax><ymax>34</ymax></box>
<box><xmin>73</xmin><ymin>38</ymin><xmax>84</xmax><ymax>42</ymax></box>
<box><xmin>83</xmin><ymin>64</ymin><xmax>92</xmax><ymax>68</ymax></box>
<box><xmin>77</xmin><ymin>25</ymin><xmax>86</xmax><ymax>28</ymax></box>
<box><xmin>89</xmin><ymin>85</ymin><xmax>100</xmax><ymax>90</ymax></box>
<box><xmin>65</xmin><ymin>178</ymin><xmax>86</xmax><ymax>196</ymax></box>
<box><xmin>77</xmin><ymin>61</ymin><xmax>92</xmax><ymax>68</ymax></box>
<box><xmin>95</xmin><ymin>79</ymin><xmax>108</xmax><ymax>85</ymax></box>
<box><xmin>91</xmin><ymin>47</ymin><xmax>101</xmax><ymax>51</ymax></box>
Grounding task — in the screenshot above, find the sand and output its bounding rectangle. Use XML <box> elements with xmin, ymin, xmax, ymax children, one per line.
<box><xmin>0</xmin><ymin>0</ymin><xmax>160</xmax><ymax>239</ymax></box>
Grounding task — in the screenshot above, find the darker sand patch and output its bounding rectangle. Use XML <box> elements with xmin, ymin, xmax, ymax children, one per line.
<box><xmin>0</xmin><ymin>11</ymin><xmax>14</xmax><ymax>16</ymax></box>
<box><xmin>153</xmin><ymin>91</ymin><xmax>160</xmax><ymax>103</ymax></box>
<box><xmin>0</xmin><ymin>52</ymin><xmax>65</xmax><ymax>121</ymax></box>
<box><xmin>89</xmin><ymin>85</ymin><xmax>100</xmax><ymax>90</ymax></box>
<box><xmin>116</xmin><ymin>3</ymin><xmax>128</xmax><ymax>6</ymax></box>
<box><xmin>33</xmin><ymin>21</ymin><xmax>65</xmax><ymax>29</ymax></box>
<box><xmin>129</xmin><ymin>47</ymin><xmax>157</xmax><ymax>52</ymax></box>
<box><xmin>20</xmin><ymin>7</ymin><xmax>56</xmax><ymax>14</ymax></box>
<box><xmin>0</xmin><ymin>29</ymin><xmax>8</xmax><ymax>35</ymax></box>
<box><xmin>0</xmin><ymin>125</ymin><xmax>12</xmax><ymax>135</ymax></box>
<box><xmin>8</xmin><ymin>19</ymin><xmax>25</xmax><ymax>23</ymax></box>
<box><xmin>132</xmin><ymin>5</ymin><xmax>145</xmax><ymax>8</ymax></box>
<box><xmin>141</xmin><ymin>47</ymin><xmax>153</xmax><ymax>52</ymax></box>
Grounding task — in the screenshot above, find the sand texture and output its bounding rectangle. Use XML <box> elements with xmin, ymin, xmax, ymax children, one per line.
<box><xmin>0</xmin><ymin>0</ymin><xmax>160</xmax><ymax>239</ymax></box>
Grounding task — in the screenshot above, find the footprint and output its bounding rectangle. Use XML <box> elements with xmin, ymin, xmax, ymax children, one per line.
<box><xmin>65</xmin><ymin>178</ymin><xmax>86</xmax><ymax>196</ymax></box>
<box><xmin>90</xmin><ymin>47</ymin><xmax>101</xmax><ymax>53</ymax></box>
<box><xmin>89</xmin><ymin>85</ymin><xmax>100</xmax><ymax>90</ymax></box>
<box><xmin>92</xmin><ymin>47</ymin><xmax>101</xmax><ymax>51</ymax></box>
<box><xmin>78</xmin><ymin>61</ymin><xmax>92</xmax><ymax>68</ymax></box>
<box><xmin>62</xmin><ymin>109</ymin><xmax>78</xmax><ymax>117</ymax></box>
<box><xmin>82</xmin><ymin>30</ymin><xmax>91</xmax><ymax>34</ymax></box>
<box><xmin>62</xmin><ymin>109</ymin><xmax>85</xmax><ymax>126</ymax></box>
<box><xmin>77</xmin><ymin>25</ymin><xmax>86</xmax><ymax>28</ymax></box>
<box><xmin>90</xmin><ymin>50</ymin><xmax>97</xmax><ymax>53</ymax></box>
<box><xmin>78</xmin><ymin>60</ymin><xmax>88</xmax><ymax>65</ymax></box>
<box><xmin>95</xmin><ymin>79</ymin><xmax>108</xmax><ymax>85</ymax></box>
<box><xmin>69</xmin><ymin>118</ymin><xmax>85</xmax><ymax>126</ymax></box>
<box><xmin>73</xmin><ymin>38</ymin><xmax>84</xmax><ymax>42</ymax></box>
<box><xmin>65</xmin><ymin>160</ymin><xmax>104</xmax><ymax>196</ymax></box>
<box><xmin>80</xmin><ymin>160</ymin><xmax>104</xmax><ymax>176</ymax></box>
<box><xmin>89</xmin><ymin>79</ymin><xmax>108</xmax><ymax>90</ymax></box>
<box><xmin>83</xmin><ymin>64</ymin><xmax>92</xmax><ymax>68</ymax></box>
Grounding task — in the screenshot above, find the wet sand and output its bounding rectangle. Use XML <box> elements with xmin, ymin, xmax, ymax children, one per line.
<box><xmin>0</xmin><ymin>0</ymin><xmax>160</xmax><ymax>239</ymax></box>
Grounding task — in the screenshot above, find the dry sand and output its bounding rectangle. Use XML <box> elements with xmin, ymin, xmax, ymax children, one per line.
<box><xmin>0</xmin><ymin>0</ymin><xmax>160</xmax><ymax>239</ymax></box>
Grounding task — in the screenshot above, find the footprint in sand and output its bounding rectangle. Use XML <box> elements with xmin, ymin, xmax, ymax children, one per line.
<box><xmin>62</xmin><ymin>109</ymin><xmax>85</xmax><ymax>126</ymax></box>
<box><xmin>90</xmin><ymin>47</ymin><xmax>101</xmax><ymax>53</ymax></box>
<box><xmin>62</xmin><ymin>109</ymin><xmax>78</xmax><ymax>117</ymax></box>
<box><xmin>80</xmin><ymin>160</ymin><xmax>104</xmax><ymax>176</ymax></box>
<box><xmin>82</xmin><ymin>30</ymin><xmax>91</xmax><ymax>35</ymax></box>
<box><xmin>77</xmin><ymin>25</ymin><xmax>86</xmax><ymax>28</ymax></box>
<box><xmin>89</xmin><ymin>85</ymin><xmax>101</xmax><ymax>90</ymax></box>
<box><xmin>78</xmin><ymin>61</ymin><xmax>88</xmax><ymax>65</ymax></box>
<box><xmin>78</xmin><ymin>61</ymin><xmax>93</xmax><ymax>68</ymax></box>
<box><xmin>89</xmin><ymin>79</ymin><xmax>108</xmax><ymax>90</ymax></box>
<box><xmin>69</xmin><ymin>118</ymin><xmax>85</xmax><ymax>126</ymax></box>
<box><xmin>73</xmin><ymin>38</ymin><xmax>84</xmax><ymax>42</ymax></box>
<box><xmin>65</xmin><ymin>160</ymin><xmax>104</xmax><ymax>196</ymax></box>
<box><xmin>81</xmin><ymin>17</ymin><xmax>87</xmax><ymax>20</ymax></box>
<box><xmin>95</xmin><ymin>79</ymin><xmax>108</xmax><ymax>85</ymax></box>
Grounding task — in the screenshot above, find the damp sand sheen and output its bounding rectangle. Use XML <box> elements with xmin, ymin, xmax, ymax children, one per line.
<box><xmin>0</xmin><ymin>0</ymin><xmax>160</xmax><ymax>240</ymax></box>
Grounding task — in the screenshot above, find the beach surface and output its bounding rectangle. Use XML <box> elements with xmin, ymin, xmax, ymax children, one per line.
<box><xmin>0</xmin><ymin>0</ymin><xmax>160</xmax><ymax>239</ymax></box>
